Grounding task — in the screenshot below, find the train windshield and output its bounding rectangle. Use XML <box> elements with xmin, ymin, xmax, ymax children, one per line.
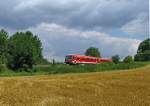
<box><xmin>65</xmin><ymin>56</ymin><xmax>73</xmax><ymax>60</ymax></box>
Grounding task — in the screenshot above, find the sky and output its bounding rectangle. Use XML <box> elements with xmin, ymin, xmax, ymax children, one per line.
<box><xmin>0</xmin><ymin>0</ymin><xmax>149</xmax><ymax>61</ymax></box>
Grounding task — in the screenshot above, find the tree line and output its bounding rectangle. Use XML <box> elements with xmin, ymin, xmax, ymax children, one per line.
<box><xmin>84</xmin><ymin>38</ymin><xmax>150</xmax><ymax>63</ymax></box>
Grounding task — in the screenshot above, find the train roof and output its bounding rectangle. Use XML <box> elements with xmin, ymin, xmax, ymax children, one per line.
<box><xmin>66</xmin><ymin>54</ymin><xmax>99</xmax><ymax>59</ymax></box>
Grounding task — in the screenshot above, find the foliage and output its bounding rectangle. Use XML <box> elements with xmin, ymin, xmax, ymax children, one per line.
<box><xmin>85</xmin><ymin>47</ymin><xmax>101</xmax><ymax>57</ymax></box>
<box><xmin>7</xmin><ymin>31</ymin><xmax>43</xmax><ymax>71</ymax></box>
<box><xmin>123</xmin><ymin>55</ymin><xmax>133</xmax><ymax>63</ymax></box>
<box><xmin>112</xmin><ymin>55</ymin><xmax>120</xmax><ymax>64</ymax></box>
<box><xmin>137</xmin><ymin>38</ymin><xmax>150</xmax><ymax>53</ymax></box>
<box><xmin>52</xmin><ymin>59</ymin><xmax>56</xmax><ymax>65</ymax></box>
<box><xmin>35</xmin><ymin>57</ymin><xmax>50</xmax><ymax>65</ymax></box>
<box><xmin>0</xmin><ymin>29</ymin><xmax>8</xmax><ymax>64</ymax></box>
<box><xmin>134</xmin><ymin>51</ymin><xmax>150</xmax><ymax>61</ymax></box>
<box><xmin>0</xmin><ymin>62</ymin><xmax>148</xmax><ymax>76</ymax></box>
<box><xmin>135</xmin><ymin>38</ymin><xmax>150</xmax><ymax>61</ymax></box>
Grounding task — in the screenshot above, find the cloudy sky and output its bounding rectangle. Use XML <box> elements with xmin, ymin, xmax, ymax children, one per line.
<box><xmin>0</xmin><ymin>0</ymin><xmax>149</xmax><ymax>61</ymax></box>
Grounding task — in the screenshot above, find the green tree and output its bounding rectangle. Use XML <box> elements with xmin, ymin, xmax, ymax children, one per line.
<box><xmin>137</xmin><ymin>38</ymin><xmax>150</xmax><ymax>53</ymax></box>
<box><xmin>134</xmin><ymin>38</ymin><xmax>150</xmax><ymax>61</ymax></box>
<box><xmin>134</xmin><ymin>51</ymin><xmax>150</xmax><ymax>61</ymax></box>
<box><xmin>85</xmin><ymin>47</ymin><xmax>101</xmax><ymax>57</ymax></box>
<box><xmin>123</xmin><ymin>55</ymin><xmax>133</xmax><ymax>63</ymax></box>
<box><xmin>112</xmin><ymin>55</ymin><xmax>120</xmax><ymax>64</ymax></box>
<box><xmin>0</xmin><ymin>29</ymin><xmax>8</xmax><ymax>64</ymax></box>
<box><xmin>7</xmin><ymin>31</ymin><xmax>43</xmax><ymax>71</ymax></box>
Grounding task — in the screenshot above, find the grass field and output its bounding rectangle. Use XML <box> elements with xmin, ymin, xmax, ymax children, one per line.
<box><xmin>0</xmin><ymin>64</ymin><xmax>150</xmax><ymax>106</ymax></box>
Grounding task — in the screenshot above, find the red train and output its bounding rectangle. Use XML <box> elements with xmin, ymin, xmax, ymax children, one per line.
<box><xmin>65</xmin><ymin>54</ymin><xmax>112</xmax><ymax>64</ymax></box>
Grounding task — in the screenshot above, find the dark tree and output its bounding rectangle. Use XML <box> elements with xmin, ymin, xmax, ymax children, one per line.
<box><xmin>112</xmin><ymin>55</ymin><xmax>120</xmax><ymax>64</ymax></box>
<box><xmin>7</xmin><ymin>31</ymin><xmax>43</xmax><ymax>71</ymax></box>
<box><xmin>0</xmin><ymin>29</ymin><xmax>8</xmax><ymax>64</ymax></box>
<box><xmin>137</xmin><ymin>38</ymin><xmax>150</xmax><ymax>53</ymax></box>
<box><xmin>134</xmin><ymin>38</ymin><xmax>150</xmax><ymax>61</ymax></box>
<box><xmin>123</xmin><ymin>55</ymin><xmax>133</xmax><ymax>63</ymax></box>
<box><xmin>134</xmin><ymin>51</ymin><xmax>150</xmax><ymax>61</ymax></box>
<box><xmin>52</xmin><ymin>59</ymin><xmax>55</xmax><ymax>65</ymax></box>
<box><xmin>85</xmin><ymin>47</ymin><xmax>101</xmax><ymax>57</ymax></box>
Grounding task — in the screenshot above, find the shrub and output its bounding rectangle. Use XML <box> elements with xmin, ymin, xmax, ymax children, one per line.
<box><xmin>134</xmin><ymin>51</ymin><xmax>150</xmax><ymax>61</ymax></box>
<box><xmin>7</xmin><ymin>31</ymin><xmax>42</xmax><ymax>71</ymax></box>
<box><xmin>112</xmin><ymin>55</ymin><xmax>120</xmax><ymax>64</ymax></box>
<box><xmin>123</xmin><ymin>56</ymin><xmax>133</xmax><ymax>63</ymax></box>
<box><xmin>135</xmin><ymin>38</ymin><xmax>150</xmax><ymax>61</ymax></box>
<box><xmin>0</xmin><ymin>29</ymin><xmax>8</xmax><ymax>64</ymax></box>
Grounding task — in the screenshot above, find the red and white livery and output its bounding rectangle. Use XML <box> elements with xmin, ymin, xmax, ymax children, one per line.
<box><xmin>65</xmin><ymin>54</ymin><xmax>112</xmax><ymax>64</ymax></box>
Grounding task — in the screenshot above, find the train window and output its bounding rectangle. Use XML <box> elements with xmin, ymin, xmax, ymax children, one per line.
<box><xmin>65</xmin><ymin>56</ymin><xmax>73</xmax><ymax>60</ymax></box>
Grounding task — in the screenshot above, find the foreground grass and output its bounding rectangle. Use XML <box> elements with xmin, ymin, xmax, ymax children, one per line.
<box><xmin>0</xmin><ymin>64</ymin><xmax>150</xmax><ymax>106</ymax></box>
<box><xmin>0</xmin><ymin>62</ymin><xmax>149</xmax><ymax>76</ymax></box>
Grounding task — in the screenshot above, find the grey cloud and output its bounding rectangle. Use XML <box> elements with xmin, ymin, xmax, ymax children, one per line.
<box><xmin>121</xmin><ymin>13</ymin><xmax>149</xmax><ymax>37</ymax></box>
<box><xmin>0</xmin><ymin>0</ymin><xmax>148</xmax><ymax>62</ymax></box>
<box><xmin>0</xmin><ymin>0</ymin><xmax>148</xmax><ymax>32</ymax></box>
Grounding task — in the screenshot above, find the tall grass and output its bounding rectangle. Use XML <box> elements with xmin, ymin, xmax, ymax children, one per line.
<box><xmin>35</xmin><ymin>62</ymin><xmax>148</xmax><ymax>74</ymax></box>
<box><xmin>0</xmin><ymin>62</ymin><xmax>149</xmax><ymax>76</ymax></box>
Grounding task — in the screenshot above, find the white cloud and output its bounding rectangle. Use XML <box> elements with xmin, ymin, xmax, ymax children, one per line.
<box><xmin>26</xmin><ymin>23</ymin><xmax>141</xmax><ymax>62</ymax></box>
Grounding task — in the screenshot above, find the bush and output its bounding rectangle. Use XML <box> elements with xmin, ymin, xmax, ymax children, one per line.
<box><xmin>0</xmin><ymin>29</ymin><xmax>8</xmax><ymax>64</ymax></box>
<box><xmin>123</xmin><ymin>56</ymin><xmax>133</xmax><ymax>63</ymax></box>
<box><xmin>7</xmin><ymin>31</ymin><xmax>42</xmax><ymax>71</ymax></box>
<box><xmin>6</xmin><ymin>53</ymin><xmax>33</xmax><ymax>71</ymax></box>
<box><xmin>134</xmin><ymin>51</ymin><xmax>150</xmax><ymax>61</ymax></box>
<box><xmin>135</xmin><ymin>38</ymin><xmax>150</xmax><ymax>61</ymax></box>
<box><xmin>112</xmin><ymin>55</ymin><xmax>120</xmax><ymax>64</ymax></box>
<box><xmin>0</xmin><ymin>65</ymin><xmax>5</xmax><ymax>72</ymax></box>
<box><xmin>137</xmin><ymin>38</ymin><xmax>150</xmax><ymax>53</ymax></box>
